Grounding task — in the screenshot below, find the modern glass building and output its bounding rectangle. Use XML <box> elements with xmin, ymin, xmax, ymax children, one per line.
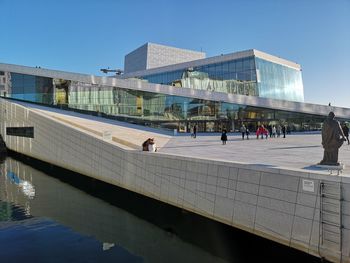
<box><xmin>0</xmin><ymin>45</ymin><xmax>349</xmax><ymax>133</ymax></box>
<box><xmin>122</xmin><ymin>46</ymin><xmax>304</xmax><ymax>102</ymax></box>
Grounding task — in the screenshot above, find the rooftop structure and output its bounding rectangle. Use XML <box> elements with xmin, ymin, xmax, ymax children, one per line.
<box><xmin>124</xmin><ymin>43</ymin><xmax>206</xmax><ymax>73</ymax></box>
<box><xmin>0</xmin><ymin>41</ymin><xmax>349</xmax><ymax>133</ymax></box>
<box><xmin>123</xmin><ymin>45</ymin><xmax>304</xmax><ymax>103</ymax></box>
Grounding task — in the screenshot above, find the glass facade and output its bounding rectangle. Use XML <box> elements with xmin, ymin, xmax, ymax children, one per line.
<box><xmin>142</xmin><ymin>56</ymin><xmax>258</xmax><ymax>97</ymax></box>
<box><xmin>9</xmin><ymin>73</ymin><xmax>53</xmax><ymax>104</ymax></box>
<box><xmin>130</xmin><ymin>56</ymin><xmax>304</xmax><ymax>102</ymax></box>
<box><xmin>255</xmin><ymin>58</ymin><xmax>304</xmax><ymax>102</ymax></box>
<box><xmin>1</xmin><ymin>71</ymin><xmax>348</xmax><ymax>133</ymax></box>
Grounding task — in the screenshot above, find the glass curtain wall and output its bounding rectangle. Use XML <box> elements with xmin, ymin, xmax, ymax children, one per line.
<box><xmin>255</xmin><ymin>58</ymin><xmax>304</xmax><ymax>102</ymax></box>
<box><xmin>137</xmin><ymin>56</ymin><xmax>305</xmax><ymax>103</ymax></box>
<box><xmin>2</xmin><ymin>71</ymin><xmax>344</xmax><ymax>132</ymax></box>
<box><xmin>140</xmin><ymin>56</ymin><xmax>258</xmax><ymax>97</ymax></box>
<box><xmin>8</xmin><ymin>73</ymin><xmax>53</xmax><ymax>104</ymax></box>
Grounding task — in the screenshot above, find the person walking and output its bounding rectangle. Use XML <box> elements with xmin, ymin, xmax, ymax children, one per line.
<box><xmin>190</xmin><ymin>126</ymin><xmax>194</xmax><ymax>138</ymax></box>
<box><xmin>272</xmin><ymin>126</ymin><xmax>277</xmax><ymax>138</ymax></box>
<box><xmin>342</xmin><ymin>123</ymin><xmax>349</xmax><ymax>145</ymax></box>
<box><xmin>193</xmin><ymin>124</ymin><xmax>197</xmax><ymax>138</ymax></box>
<box><xmin>268</xmin><ymin>125</ymin><xmax>273</xmax><ymax>138</ymax></box>
<box><xmin>240</xmin><ymin>125</ymin><xmax>246</xmax><ymax>140</ymax></box>
<box><xmin>282</xmin><ymin>125</ymin><xmax>286</xmax><ymax>138</ymax></box>
<box><xmin>277</xmin><ymin>125</ymin><xmax>282</xmax><ymax>138</ymax></box>
<box><xmin>263</xmin><ymin>126</ymin><xmax>269</xmax><ymax>139</ymax></box>
<box><xmin>256</xmin><ymin>125</ymin><xmax>265</xmax><ymax>139</ymax></box>
<box><xmin>221</xmin><ymin>129</ymin><xmax>227</xmax><ymax>145</ymax></box>
<box><xmin>245</xmin><ymin>128</ymin><xmax>250</xmax><ymax>140</ymax></box>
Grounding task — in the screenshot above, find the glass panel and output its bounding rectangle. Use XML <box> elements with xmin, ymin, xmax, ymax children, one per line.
<box><xmin>236</xmin><ymin>59</ymin><xmax>243</xmax><ymax>72</ymax></box>
<box><xmin>222</xmin><ymin>62</ymin><xmax>229</xmax><ymax>76</ymax></box>
<box><xmin>137</xmin><ymin>57</ymin><xmax>259</xmax><ymax>98</ymax></box>
<box><xmin>228</xmin><ymin>61</ymin><xmax>235</xmax><ymax>72</ymax></box>
<box><xmin>215</xmin><ymin>63</ymin><xmax>223</xmax><ymax>79</ymax></box>
<box><xmin>243</xmin><ymin>57</ymin><xmax>254</xmax><ymax>70</ymax></box>
<box><xmin>207</xmin><ymin>64</ymin><xmax>216</xmax><ymax>78</ymax></box>
<box><xmin>5</xmin><ymin>71</ymin><xmax>349</xmax><ymax>133</ymax></box>
<box><xmin>255</xmin><ymin>57</ymin><xmax>304</xmax><ymax>102</ymax></box>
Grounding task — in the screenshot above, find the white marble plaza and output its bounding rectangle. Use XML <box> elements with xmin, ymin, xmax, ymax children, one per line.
<box><xmin>161</xmin><ymin>132</ymin><xmax>350</xmax><ymax>176</ymax></box>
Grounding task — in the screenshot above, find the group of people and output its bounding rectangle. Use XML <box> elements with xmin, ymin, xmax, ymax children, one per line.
<box><xmin>239</xmin><ymin>125</ymin><xmax>250</xmax><ymax>140</ymax></box>
<box><xmin>142</xmin><ymin>138</ymin><xmax>157</xmax><ymax>152</ymax></box>
<box><xmin>255</xmin><ymin>124</ymin><xmax>288</xmax><ymax>139</ymax></box>
<box><xmin>239</xmin><ymin>124</ymin><xmax>290</xmax><ymax>140</ymax></box>
<box><xmin>221</xmin><ymin>124</ymin><xmax>288</xmax><ymax>144</ymax></box>
<box><xmin>141</xmin><ymin>120</ymin><xmax>349</xmax><ymax>152</ymax></box>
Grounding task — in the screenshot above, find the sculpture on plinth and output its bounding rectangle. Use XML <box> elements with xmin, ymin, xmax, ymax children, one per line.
<box><xmin>319</xmin><ymin>112</ymin><xmax>346</xmax><ymax>166</ymax></box>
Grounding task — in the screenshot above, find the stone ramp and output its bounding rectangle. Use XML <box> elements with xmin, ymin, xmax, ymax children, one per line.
<box><xmin>21</xmin><ymin>101</ymin><xmax>350</xmax><ymax>176</ymax></box>
<box><xmin>22</xmin><ymin>104</ymin><xmax>172</xmax><ymax>151</ymax></box>
<box><xmin>11</xmin><ymin>100</ymin><xmax>350</xmax><ymax>176</ymax></box>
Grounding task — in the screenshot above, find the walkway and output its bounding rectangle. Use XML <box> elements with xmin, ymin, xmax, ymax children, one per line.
<box><xmin>16</xmin><ymin>101</ymin><xmax>350</xmax><ymax>176</ymax></box>
<box><xmin>162</xmin><ymin>133</ymin><xmax>350</xmax><ymax>176</ymax></box>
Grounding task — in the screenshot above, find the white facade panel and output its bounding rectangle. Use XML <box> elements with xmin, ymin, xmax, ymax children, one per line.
<box><xmin>124</xmin><ymin>43</ymin><xmax>205</xmax><ymax>74</ymax></box>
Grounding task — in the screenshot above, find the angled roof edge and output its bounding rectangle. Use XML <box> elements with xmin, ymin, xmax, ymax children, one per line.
<box><xmin>253</xmin><ymin>49</ymin><xmax>301</xmax><ymax>70</ymax></box>
<box><xmin>122</xmin><ymin>49</ymin><xmax>255</xmax><ymax>77</ymax></box>
<box><xmin>146</xmin><ymin>42</ymin><xmax>206</xmax><ymax>55</ymax></box>
<box><xmin>122</xmin><ymin>48</ymin><xmax>301</xmax><ymax>77</ymax></box>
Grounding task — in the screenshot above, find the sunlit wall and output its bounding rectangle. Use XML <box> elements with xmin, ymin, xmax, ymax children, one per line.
<box><xmin>255</xmin><ymin>58</ymin><xmax>304</xmax><ymax>102</ymax></box>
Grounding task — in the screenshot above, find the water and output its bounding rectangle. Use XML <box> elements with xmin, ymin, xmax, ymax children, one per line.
<box><xmin>0</xmin><ymin>152</ymin><xmax>324</xmax><ymax>263</ymax></box>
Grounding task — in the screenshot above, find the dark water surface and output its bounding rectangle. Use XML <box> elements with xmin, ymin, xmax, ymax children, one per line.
<box><xmin>0</xmin><ymin>152</ymin><xmax>323</xmax><ymax>263</ymax></box>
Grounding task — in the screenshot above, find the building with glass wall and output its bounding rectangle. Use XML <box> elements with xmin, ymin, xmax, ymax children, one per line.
<box><xmin>122</xmin><ymin>45</ymin><xmax>304</xmax><ymax>103</ymax></box>
<box><xmin>0</xmin><ymin>46</ymin><xmax>349</xmax><ymax>133</ymax></box>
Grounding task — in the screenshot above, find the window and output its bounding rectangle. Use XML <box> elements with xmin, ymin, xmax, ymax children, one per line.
<box><xmin>6</xmin><ymin>127</ymin><xmax>34</xmax><ymax>138</ymax></box>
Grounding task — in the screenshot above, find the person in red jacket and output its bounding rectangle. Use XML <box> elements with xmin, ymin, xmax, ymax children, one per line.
<box><xmin>256</xmin><ymin>125</ymin><xmax>269</xmax><ymax>139</ymax></box>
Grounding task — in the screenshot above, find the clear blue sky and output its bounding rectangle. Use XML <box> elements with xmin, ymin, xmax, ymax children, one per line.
<box><xmin>0</xmin><ymin>0</ymin><xmax>349</xmax><ymax>108</ymax></box>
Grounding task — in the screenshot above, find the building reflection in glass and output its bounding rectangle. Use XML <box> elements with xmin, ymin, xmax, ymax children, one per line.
<box><xmin>1</xmin><ymin>71</ymin><xmax>348</xmax><ymax>132</ymax></box>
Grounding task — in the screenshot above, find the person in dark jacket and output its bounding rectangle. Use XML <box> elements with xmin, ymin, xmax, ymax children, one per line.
<box><xmin>240</xmin><ymin>125</ymin><xmax>246</xmax><ymax>140</ymax></box>
<box><xmin>221</xmin><ymin>129</ymin><xmax>227</xmax><ymax>145</ymax></box>
<box><xmin>282</xmin><ymin>125</ymin><xmax>286</xmax><ymax>138</ymax></box>
<box><xmin>142</xmin><ymin>138</ymin><xmax>151</xmax><ymax>151</ymax></box>
<box><xmin>342</xmin><ymin>123</ymin><xmax>349</xmax><ymax>145</ymax></box>
<box><xmin>245</xmin><ymin>128</ymin><xmax>250</xmax><ymax>140</ymax></box>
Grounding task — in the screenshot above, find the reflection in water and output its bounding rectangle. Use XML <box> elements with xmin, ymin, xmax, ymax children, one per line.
<box><xmin>103</xmin><ymin>242</ymin><xmax>115</xmax><ymax>251</ymax></box>
<box><xmin>0</xmin><ymin>156</ymin><xmax>227</xmax><ymax>263</ymax></box>
<box><xmin>0</xmin><ymin>218</ymin><xmax>142</xmax><ymax>263</ymax></box>
<box><xmin>7</xmin><ymin>171</ymin><xmax>35</xmax><ymax>199</ymax></box>
<box><xmin>0</xmin><ymin>153</ymin><xmax>322</xmax><ymax>263</ymax></box>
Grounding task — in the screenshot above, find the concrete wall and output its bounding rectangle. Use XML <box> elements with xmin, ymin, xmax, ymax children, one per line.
<box><xmin>1</xmin><ymin>98</ymin><xmax>349</xmax><ymax>263</ymax></box>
